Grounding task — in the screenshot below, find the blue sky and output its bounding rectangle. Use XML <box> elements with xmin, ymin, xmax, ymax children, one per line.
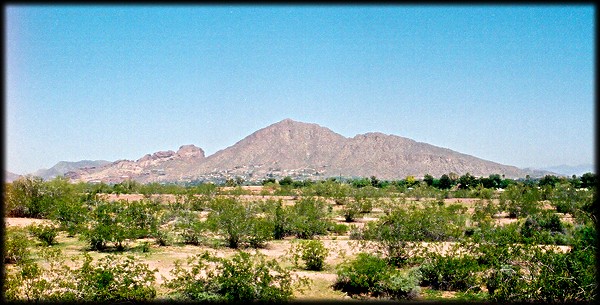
<box><xmin>5</xmin><ymin>5</ymin><xmax>595</xmax><ymax>175</ymax></box>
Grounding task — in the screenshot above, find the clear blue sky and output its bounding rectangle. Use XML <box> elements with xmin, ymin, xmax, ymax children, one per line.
<box><xmin>5</xmin><ymin>5</ymin><xmax>595</xmax><ymax>175</ymax></box>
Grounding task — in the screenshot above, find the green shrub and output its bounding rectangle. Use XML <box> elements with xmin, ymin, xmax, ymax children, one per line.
<box><xmin>164</xmin><ymin>251</ymin><xmax>301</xmax><ymax>302</ymax></box>
<box><xmin>418</xmin><ymin>252</ymin><xmax>483</xmax><ymax>292</ymax></box>
<box><xmin>289</xmin><ymin>240</ymin><xmax>329</xmax><ymax>271</ymax></box>
<box><xmin>27</xmin><ymin>223</ymin><xmax>59</xmax><ymax>246</ymax></box>
<box><xmin>174</xmin><ymin>210</ymin><xmax>206</xmax><ymax>245</ymax></box>
<box><xmin>76</xmin><ymin>254</ymin><xmax>157</xmax><ymax>301</ymax></box>
<box><xmin>4</xmin><ymin>248</ymin><xmax>156</xmax><ymax>302</ymax></box>
<box><xmin>272</xmin><ymin>200</ymin><xmax>291</xmax><ymax>239</ymax></box>
<box><xmin>342</xmin><ymin>200</ymin><xmax>362</xmax><ymax>222</ymax></box>
<box><xmin>207</xmin><ymin>197</ymin><xmax>273</xmax><ymax>248</ymax></box>
<box><xmin>334</xmin><ymin>253</ymin><xmax>420</xmax><ymax>299</ymax></box>
<box><xmin>362</xmin><ymin>202</ymin><xmax>466</xmax><ymax>265</ymax></box>
<box><xmin>247</xmin><ymin>217</ymin><xmax>275</xmax><ymax>248</ymax></box>
<box><xmin>288</xmin><ymin>197</ymin><xmax>331</xmax><ymax>239</ymax></box>
<box><xmin>334</xmin><ymin>253</ymin><xmax>388</xmax><ymax>295</ymax></box>
<box><xmin>4</xmin><ymin>227</ymin><xmax>32</xmax><ymax>264</ymax></box>
<box><xmin>154</xmin><ymin>229</ymin><xmax>174</xmax><ymax>246</ymax></box>
<box><xmin>382</xmin><ymin>268</ymin><xmax>422</xmax><ymax>300</ymax></box>
<box><xmin>81</xmin><ymin>200</ymin><xmax>129</xmax><ymax>251</ymax></box>
<box><xmin>329</xmin><ymin>223</ymin><xmax>349</xmax><ymax>235</ymax></box>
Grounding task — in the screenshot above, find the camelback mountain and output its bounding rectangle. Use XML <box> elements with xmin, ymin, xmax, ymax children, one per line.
<box><xmin>66</xmin><ymin>119</ymin><xmax>540</xmax><ymax>183</ymax></box>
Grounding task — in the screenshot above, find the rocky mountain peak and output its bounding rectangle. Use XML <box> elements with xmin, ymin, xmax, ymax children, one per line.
<box><xmin>176</xmin><ymin>144</ymin><xmax>205</xmax><ymax>159</ymax></box>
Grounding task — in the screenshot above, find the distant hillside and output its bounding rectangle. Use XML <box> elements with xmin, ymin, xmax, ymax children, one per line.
<box><xmin>538</xmin><ymin>164</ymin><xmax>595</xmax><ymax>177</ymax></box>
<box><xmin>5</xmin><ymin>170</ymin><xmax>21</xmax><ymax>183</ymax></box>
<box><xmin>33</xmin><ymin>160</ymin><xmax>111</xmax><ymax>180</ymax></box>
<box><xmin>68</xmin><ymin>119</ymin><xmax>545</xmax><ymax>183</ymax></box>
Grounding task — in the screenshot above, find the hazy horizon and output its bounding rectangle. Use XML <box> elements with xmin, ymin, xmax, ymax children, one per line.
<box><xmin>5</xmin><ymin>5</ymin><xmax>595</xmax><ymax>175</ymax></box>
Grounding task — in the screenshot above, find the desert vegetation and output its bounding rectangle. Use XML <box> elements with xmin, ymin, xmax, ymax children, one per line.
<box><xmin>3</xmin><ymin>172</ymin><xmax>596</xmax><ymax>302</ymax></box>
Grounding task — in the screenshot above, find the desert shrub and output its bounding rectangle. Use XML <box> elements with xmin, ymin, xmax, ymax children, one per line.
<box><xmin>520</xmin><ymin>211</ymin><xmax>568</xmax><ymax>245</ymax></box>
<box><xmin>4</xmin><ymin>248</ymin><xmax>156</xmax><ymax>302</ymax></box>
<box><xmin>4</xmin><ymin>250</ymin><xmax>56</xmax><ymax>301</ymax></box>
<box><xmin>335</xmin><ymin>253</ymin><xmax>389</xmax><ymax>294</ymax></box>
<box><xmin>334</xmin><ymin>253</ymin><xmax>420</xmax><ymax>300</ymax></box>
<box><xmin>362</xmin><ymin>202</ymin><xmax>466</xmax><ymax>265</ymax></box>
<box><xmin>49</xmin><ymin>196</ymin><xmax>88</xmax><ymax>237</ymax></box>
<box><xmin>174</xmin><ymin>210</ymin><xmax>206</xmax><ymax>245</ymax></box>
<box><xmin>122</xmin><ymin>199</ymin><xmax>161</xmax><ymax>239</ymax></box>
<box><xmin>164</xmin><ymin>251</ymin><xmax>301</xmax><ymax>302</ymax></box>
<box><xmin>75</xmin><ymin>254</ymin><xmax>157</xmax><ymax>301</ymax></box>
<box><xmin>418</xmin><ymin>251</ymin><xmax>483</xmax><ymax>292</ymax></box>
<box><xmin>342</xmin><ymin>200</ymin><xmax>362</xmax><ymax>222</ymax></box>
<box><xmin>288</xmin><ymin>197</ymin><xmax>331</xmax><ymax>239</ymax></box>
<box><xmin>472</xmin><ymin>199</ymin><xmax>499</xmax><ymax>222</ymax></box>
<box><xmin>247</xmin><ymin>217</ymin><xmax>275</xmax><ymax>248</ymax></box>
<box><xmin>154</xmin><ymin>228</ymin><xmax>174</xmax><ymax>246</ymax></box>
<box><xmin>470</xmin><ymin>221</ymin><xmax>522</xmax><ymax>245</ymax></box>
<box><xmin>329</xmin><ymin>223</ymin><xmax>349</xmax><ymax>235</ymax></box>
<box><xmin>268</xmin><ymin>200</ymin><xmax>291</xmax><ymax>239</ymax></box>
<box><xmin>4</xmin><ymin>227</ymin><xmax>32</xmax><ymax>264</ymax></box>
<box><xmin>382</xmin><ymin>268</ymin><xmax>422</xmax><ymax>300</ymax></box>
<box><xmin>81</xmin><ymin>200</ymin><xmax>133</xmax><ymax>251</ymax></box>
<box><xmin>289</xmin><ymin>239</ymin><xmax>329</xmax><ymax>271</ymax></box>
<box><xmin>27</xmin><ymin>223</ymin><xmax>59</xmax><ymax>246</ymax></box>
<box><xmin>549</xmin><ymin>182</ymin><xmax>580</xmax><ymax>214</ymax></box>
<box><xmin>4</xmin><ymin>176</ymin><xmax>63</xmax><ymax>218</ymax></box>
<box><xmin>500</xmin><ymin>184</ymin><xmax>542</xmax><ymax>218</ymax></box>
<box><xmin>207</xmin><ymin>197</ymin><xmax>273</xmax><ymax>248</ymax></box>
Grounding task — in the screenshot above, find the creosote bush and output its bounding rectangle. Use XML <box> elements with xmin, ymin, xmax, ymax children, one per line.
<box><xmin>164</xmin><ymin>251</ymin><xmax>306</xmax><ymax>302</ymax></box>
<box><xmin>334</xmin><ymin>253</ymin><xmax>421</xmax><ymax>300</ymax></box>
<box><xmin>4</xmin><ymin>227</ymin><xmax>32</xmax><ymax>264</ymax></box>
<box><xmin>289</xmin><ymin>239</ymin><xmax>329</xmax><ymax>271</ymax></box>
<box><xmin>27</xmin><ymin>223</ymin><xmax>59</xmax><ymax>246</ymax></box>
<box><xmin>4</xmin><ymin>248</ymin><xmax>157</xmax><ymax>302</ymax></box>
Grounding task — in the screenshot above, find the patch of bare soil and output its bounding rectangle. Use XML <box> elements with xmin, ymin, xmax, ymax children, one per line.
<box><xmin>4</xmin><ymin>217</ymin><xmax>51</xmax><ymax>227</ymax></box>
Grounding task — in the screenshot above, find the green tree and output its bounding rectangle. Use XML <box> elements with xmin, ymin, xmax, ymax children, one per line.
<box><xmin>5</xmin><ymin>176</ymin><xmax>52</xmax><ymax>218</ymax></box>
<box><xmin>423</xmin><ymin>174</ymin><xmax>434</xmax><ymax>186</ymax></box>
<box><xmin>438</xmin><ymin>174</ymin><xmax>452</xmax><ymax>190</ymax></box>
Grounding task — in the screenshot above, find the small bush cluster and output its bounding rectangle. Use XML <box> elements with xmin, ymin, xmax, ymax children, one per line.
<box><xmin>4</xmin><ymin>227</ymin><xmax>32</xmax><ymax>264</ymax></box>
<box><xmin>164</xmin><ymin>251</ymin><xmax>303</xmax><ymax>302</ymax></box>
<box><xmin>27</xmin><ymin>223</ymin><xmax>59</xmax><ymax>246</ymax></box>
<box><xmin>4</xmin><ymin>248</ymin><xmax>157</xmax><ymax>302</ymax></box>
<box><xmin>289</xmin><ymin>239</ymin><xmax>329</xmax><ymax>271</ymax></box>
<box><xmin>334</xmin><ymin>253</ymin><xmax>421</xmax><ymax>300</ymax></box>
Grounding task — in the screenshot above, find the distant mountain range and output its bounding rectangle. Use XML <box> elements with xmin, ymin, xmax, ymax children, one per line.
<box><xmin>537</xmin><ymin>164</ymin><xmax>595</xmax><ymax>177</ymax></box>
<box><xmin>60</xmin><ymin>119</ymin><xmax>551</xmax><ymax>184</ymax></box>
<box><xmin>5</xmin><ymin>170</ymin><xmax>21</xmax><ymax>183</ymax></box>
<box><xmin>32</xmin><ymin>160</ymin><xmax>111</xmax><ymax>180</ymax></box>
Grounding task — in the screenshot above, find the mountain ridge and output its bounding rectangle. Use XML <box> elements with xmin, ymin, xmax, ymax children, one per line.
<box><xmin>62</xmin><ymin>119</ymin><xmax>551</xmax><ymax>183</ymax></box>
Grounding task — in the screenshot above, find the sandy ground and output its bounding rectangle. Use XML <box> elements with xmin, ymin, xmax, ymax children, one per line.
<box><xmin>4</xmin><ymin>217</ymin><xmax>51</xmax><ymax>227</ymax></box>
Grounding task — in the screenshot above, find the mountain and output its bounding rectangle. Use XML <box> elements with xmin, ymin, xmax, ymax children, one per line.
<box><xmin>68</xmin><ymin>119</ymin><xmax>543</xmax><ymax>183</ymax></box>
<box><xmin>32</xmin><ymin>160</ymin><xmax>112</xmax><ymax>180</ymax></box>
<box><xmin>5</xmin><ymin>170</ymin><xmax>21</xmax><ymax>183</ymax></box>
<box><xmin>538</xmin><ymin>164</ymin><xmax>595</xmax><ymax>177</ymax></box>
<box><xmin>65</xmin><ymin>145</ymin><xmax>206</xmax><ymax>184</ymax></box>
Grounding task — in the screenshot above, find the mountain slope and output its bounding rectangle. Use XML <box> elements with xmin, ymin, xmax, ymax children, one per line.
<box><xmin>538</xmin><ymin>164</ymin><xmax>595</xmax><ymax>176</ymax></box>
<box><xmin>69</xmin><ymin>119</ymin><xmax>540</xmax><ymax>183</ymax></box>
<box><xmin>65</xmin><ymin>145</ymin><xmax>205</xmax><ymax>183</ymax></box>
<box><xmin>5</xmin><ymin>170</ymin><xmax>21</xmax><ymax>183</ymax></box>
<box><xmin>191</xmin><ymin>119</ymin><xmax>347</xmax><ymax>174</ymax></box>
<box><xmin>33</xmin><ymin>160</ymin><xmax>111</xmax><ymax>180</ymax></box>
